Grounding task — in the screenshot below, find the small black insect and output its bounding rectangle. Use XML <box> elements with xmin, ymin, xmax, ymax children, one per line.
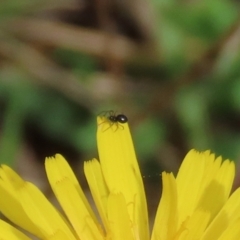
<box><xmin>99</xmin><ymin>111</ymin><xmax>128</xmax><ymax>131</ymax></box>
<box><xmin>108</xmin><ymin>113</ymin><xmax>128</xmax><ymax>124</ymax></box>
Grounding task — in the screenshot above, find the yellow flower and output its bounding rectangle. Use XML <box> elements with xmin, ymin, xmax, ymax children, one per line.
<box><xmin>0</xmin><ymin>116</ymin><xmax>240</xmax><ymax>240</ymax></box>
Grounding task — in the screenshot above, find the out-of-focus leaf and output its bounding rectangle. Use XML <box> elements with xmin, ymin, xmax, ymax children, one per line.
<box><xmin>165</xmin><ymin>0</ymin><xmax>237</xmax><ymax>40</ymax></box>
<box><xmin>0</xmin><ymin>70</ymin><xmax>36</xmax><ymax>165</ymax></box>
<box><xmin>175</xmin><ymin>85</ymin><xmax>211</xmax><ymax>150</ymax></box>
<box><xmin>53</xmin><ymin>49</ymin><xmax>98</xmax><ymax>78</ymax></box>
<box><xmin>231</xmin><ymin>79</ymin><xmax>240</xmax><ymax>110</ymax></box>
<box><xmin>0</xmin><ymin>0</ymin><xmax>50</xmax><ymax>17</ymax></box>
<box><xmin>74</xmin><ymin>118</ymin><xmax>97</xmax><ymax>153</ymax></box>
<box><xmin>212</xmin><ymin>132</ymin><xmax>240</xmax><ymax>161</ymax></box>
<box><xmin>152</xmin><ymin>0</ymin><xmax>238</xmax><ymax>69</ymax></box>
<box><xmin>133</xmin><ymin>117</ymin><xmax>166</xmax><ymax>161</ymax></box>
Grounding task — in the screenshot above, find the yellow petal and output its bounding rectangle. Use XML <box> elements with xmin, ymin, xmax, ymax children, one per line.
<box><xmin>197</xmin><ymin>153</ymin><xmax>221</xmax><ymax>192</ymax></box>
<box><xmin>218</xmin><ymin>218</ymin><xmax>240</xmax><ymax>240</ymax></box>
<box><xmin>176</xmin><ymin>150</ymin><xmax>205</xmax><ymax>225</ymax></box>
<box><xmin>0</xmin><ymin>165</ymin><xmax>25</xmax><ymax>190</ymax></box>
<box><xmin>45</xmin><ymin>154</ymin><xmax>104</xmax><ymax>240</ymax></box>
<box><xmin>18</xmin><ymin>181</ymin><xmax>76</xmax><ymax>240</ymax></box>
<box><xmin>107</xmin><ymin>193</ymin><xmax>135</xmax><ymax>240</ymax></box>
<box><xmin>151</xmin><ymin>172</ymin><xmax>178</xmax><ymax>240</ymax></box>
<box><xmin>176</xmin><ymin>150</ymin><xmax>235</xmax><ymax>227</ymax></box>
<box><xmin>0</xmin><ymin>220</ymin><xmax>32</xmax><ymax>240</ymax></box>
<box><xmin>47</xmin><ymin>230</ymin><xmax>78</xmax><ymax>240</ymax></box>
<box><xmin>196</xmin><ymin>156</ymin><xmax>234</xmax><ymax>221</ymax></box>
<box><xmin>97</xmin><ymin>116</ymin><xmax>149</xmax><ymax>240</ymax></box>
<box><xmin>176</xmin><ymin>210</ymin><xmax>210</xmax><ymax>240</ymax></box>
<box><xmin>46</xmin><ymin>154</ymin><xmax>95</xmax><ymax>218</ymax></box>
<box><xmin>0</xmin><ymin>168</ymin><xmax>45</xmax><ymax>239</ymax></box>
<box><xmin>202</xmin><ymin>188</ymin><xmax>240</xmax><ymax>240</ymax></box>
<box><xmin>84</xmin><ymin>159</ymin><xmax>109</xmax><ymax>231</ymax></box>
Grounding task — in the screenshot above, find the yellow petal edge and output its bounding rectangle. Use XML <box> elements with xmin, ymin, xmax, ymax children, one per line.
<box><xmin>0</xmin><ymin>116</ymin><xmax>239</xmax><ymax>240</ymax></box>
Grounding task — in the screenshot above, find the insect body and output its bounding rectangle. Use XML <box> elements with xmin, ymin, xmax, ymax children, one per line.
<box><xmin>99</xmin><ymin>111</ymin><xmax>128</xmax><ymax>131</ymax></box>
<box><xmin>108</xmin><ymin>114</ymin><xmax>128</xmax><ymax>124</ymax></box>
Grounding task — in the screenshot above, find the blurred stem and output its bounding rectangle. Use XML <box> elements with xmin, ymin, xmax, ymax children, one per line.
<box><xmin>0</xmin><ymin>95</ymin><xmax>24</xmax><ymax>165</ymax></box>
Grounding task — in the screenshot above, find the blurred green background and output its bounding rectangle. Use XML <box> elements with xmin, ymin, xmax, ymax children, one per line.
<box><xmin>1</xmin><ymin>0</ymin><xmax>240</xmax><ymax>217</ymax></box>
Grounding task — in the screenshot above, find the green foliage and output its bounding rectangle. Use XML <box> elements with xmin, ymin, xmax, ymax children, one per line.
<box><xmin>175</xmin><ymin>84</ymin><xmax>211</xmax><ymax>150</ymax></box>
<box><xmin>0</xmin><ymin>74</ymin><xmax>93</xmax><ymax>165</ymax></box>
<box><xmin>1</xmin><ymin>0</ymin><xmax>240</xmax><ymax>167</ymax></box>
<box><xmin>53</xmin><ymin>49</ymin><xmax>98</xmax><ymax>78</ymax></box>
<box><xmin>134</xmin><ymin>118</ymin><xmax>166</xmax><ymax>161</ymax></box>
